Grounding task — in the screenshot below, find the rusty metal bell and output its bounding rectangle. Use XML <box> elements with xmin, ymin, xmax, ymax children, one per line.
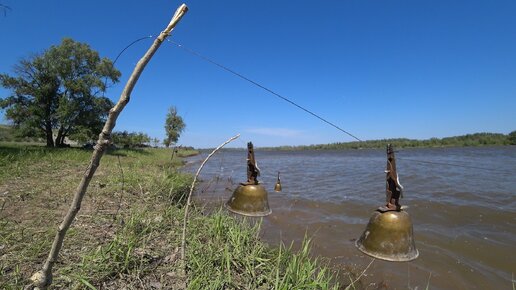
<box><xmin>274</xmin><ymin>172</ymin><xmax>282</xmax><ymax>192</ymax></box>
<box><xmin>355</xmin><ymin>144</ymin><xmax>418</xmax><ymax>262</ymax></box>
<box><xmin>225</xmin><ymin>142</ymin><xmax>271</xmax><ymax>217</ymax></box>
<box><xmin>355</xmin><ymin>210</ymin><xmax>418</xmax><ymax>261</ymax></box>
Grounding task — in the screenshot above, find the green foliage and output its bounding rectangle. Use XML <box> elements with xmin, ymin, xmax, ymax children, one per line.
<box><xmin>164</xmin><ymin>106</ymin><xmax>185</xmax><ymax>148</ymax></box>
<box><xmin>111</xmin><ymin>131</ymin><xmax>151</xmax><ymax>148</ymax></box>
<box><xmin>267</xmin><ymin>132</ymin><xmax>514</xmax><ymax>150</ymax></box>
<box><xmin>187</xmin><ymin>210</ymin><xmax>339</xmax><ymax>290</ymax></box>
<box><xmin>0</xmin><ymin>124</ymin><xmax>42</xmax><ymax>143</ymax></box>
<box><xmin>0</xmin><ymin>38</ymin><xmax>120</xmax><ymax>147</ymax></box>
<box><xmin>509</xmin><ymin>131</ymin><xmax>516</xmax><ymax>145</ymax></box>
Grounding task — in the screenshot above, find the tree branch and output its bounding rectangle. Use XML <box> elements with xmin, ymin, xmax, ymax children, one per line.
<box><xmin>180</xmin><ymin>134</ymin><xmax>240</xmax><ymax>272</ymax></box>
<box><xmin>29</xmin><ymin>4</ymin><xmax>188</xmax><ymax>289</ymax></box>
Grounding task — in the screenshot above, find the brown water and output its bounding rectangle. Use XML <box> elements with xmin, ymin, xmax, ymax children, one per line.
<box><xmin>184</xmin><ymin>146</ymin><xmax>516</xmax><ymax>290</ymax></box>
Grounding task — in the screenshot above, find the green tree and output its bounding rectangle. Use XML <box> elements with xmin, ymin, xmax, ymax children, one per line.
<box><xmin>164</xmin><ymin>106</ymin><xmax>185</xmax><ymax>148</ymax></box>
<box><xmin>0</xmin><ymin>38</ymin><xmax>120</xmax><ymax>147</ymax></box>
<box><xmin>509</xmin><ymin>131</ymin><xmax>516</xmax><ymax>145</ymax></box>
<box><xmin>112</xmin><ymin>131</ymin><xmax>151</xmax><ymax>148</ymax></box>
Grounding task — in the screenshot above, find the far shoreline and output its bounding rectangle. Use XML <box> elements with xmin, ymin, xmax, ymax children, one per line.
<box><xmin>199</xmin><ymin>132</ymin><xmax>516</xmax><ymax>151</ymax></box>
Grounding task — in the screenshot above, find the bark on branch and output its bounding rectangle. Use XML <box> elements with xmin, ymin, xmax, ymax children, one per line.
<box><xmin>30</xmin><ymin>4</ymin><xmax>188</xmax><ymax>289</ymax></box>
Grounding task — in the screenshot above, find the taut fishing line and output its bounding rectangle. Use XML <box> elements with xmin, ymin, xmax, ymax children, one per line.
<box><xmin>107</xmin><ymin>35</ymin><xmax>511</xmax><ymax>174</ymax></box>
<box><xmin>167</xmin><ymin>40</ymin><xmax>363</xmax><ymax>142</ymax></box>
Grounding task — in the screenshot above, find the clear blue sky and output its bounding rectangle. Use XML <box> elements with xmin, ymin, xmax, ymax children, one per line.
<box><xmin>1</xmin><ymin>0</ymin><xmax>515</xmax><ymax>148</ymax></box>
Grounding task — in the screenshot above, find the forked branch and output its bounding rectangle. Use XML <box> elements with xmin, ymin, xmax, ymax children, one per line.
<box><xmin>29</xmin><ymin>4</ymin><xmax>188</xmax><ymax>289</ymax></box>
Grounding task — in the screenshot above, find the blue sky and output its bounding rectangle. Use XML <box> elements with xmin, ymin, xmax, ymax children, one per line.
<box><xmin>1</xmin><ymin>0</ymin><xmax>515</xmax><ymax>148</ymax></box>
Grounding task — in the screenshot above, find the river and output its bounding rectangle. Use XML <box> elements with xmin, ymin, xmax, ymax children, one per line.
<box><xmin>183</xmin><ymin>146</ymin><xmax>516</xmax><ymax>290</ymax></box>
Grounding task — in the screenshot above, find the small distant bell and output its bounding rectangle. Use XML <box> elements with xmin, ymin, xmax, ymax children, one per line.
<box><xmin>355</xmin><ymin>210</ymin><xmax>418</xmax><ymax>262</ymax></box>
<box><xmin>274</xmin><ymin>172</ymin><xmax>282</xmax><ymax>192</ymax></box>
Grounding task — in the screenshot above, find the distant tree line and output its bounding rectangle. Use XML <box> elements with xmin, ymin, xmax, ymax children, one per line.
<box><xmin>110</xmin><ymin>131</ymin><xmax>152</xmax><ymax>148</ymax></box>
<box><xmin>0</xmin><ymin>124</ymin><xmax>42</xmax><ymax>143</ymax></box>
<box><xmin>266</xmin><ymin>132</ymin><xmax>516</xmax><ymax>151</ymax></box>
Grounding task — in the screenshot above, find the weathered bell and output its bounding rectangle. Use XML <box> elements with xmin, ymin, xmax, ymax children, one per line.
<box><xmin>226</xmin><ymin>142</ymin><xmax>271</xmax><ymax>216</ymax></box>
<box><xmin>355</xmin><ymin>210</ymin><xmax>418</xmax><ymax>261</ymax></box>
<box><xmin>355</xmin><ymin>144</ymin><xmax>418</xmax><ymax>262</ymax></box>
<box><xmin>274</xmin><ymin>171</ymin><xmax>282</xmax><ymax>192</ymax></box>
<box><xmin>226</xmin><ymin>184</ymin><xmax>271</xmax><ymax>216</ymax></box>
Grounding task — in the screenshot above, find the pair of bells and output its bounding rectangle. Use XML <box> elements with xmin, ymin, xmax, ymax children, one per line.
<box><xmin>225</xmin><ymin>187</ymin><xmax>418</xmax><ymax>262</ymax></box>
<box><xmin>225</xmin><ymin>185</ymin><xmax>419</xmax><ymax>262</ymax></box>
<box><xmin>225</xmin><ymin>183</ymin><xmax>419</xmax><ymax>262</ymax></box>
<box><xmin>225</xmin><ymin>143</ymin><xmax>418</xmax><ymax>262</ymax></box>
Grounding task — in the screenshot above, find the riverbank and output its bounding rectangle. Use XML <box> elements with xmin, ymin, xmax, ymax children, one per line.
<box><xmin>0</xmin><ymin>143</ymin><xmax>341</xmax><ymax>289</ymax></box>
<box><xmin>260</xmin><ymin>132</ymin><xmax>516</xmax><ymax>151</ymax></box>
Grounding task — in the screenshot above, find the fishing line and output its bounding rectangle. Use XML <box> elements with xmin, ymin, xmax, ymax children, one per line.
<box><xmin>167</xmin><ymin>40</ymin><xmax>363</xmax><ymax>142</ymax></box>
<box><xmin>113</xmin><ymin>35</ymin><xmax>154</xmax><ymax>65</ymax></box>
<box><xmin>105</xmin><ymin>36</ymin><xmax>511</xmax><ymax>175</ymax></box>
<box><xmin>102</xmin><ymin>35</ymin><xmax>154</xmax><ymax>98</ymax></box>
<box><xmin>165</xmin><ymin>41</ymin><xmax>515</xmax><ymax>175</ymax></box>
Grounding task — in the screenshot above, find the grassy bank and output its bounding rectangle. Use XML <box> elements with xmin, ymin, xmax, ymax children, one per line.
<box><xmin>0</xmin><ymin>143</ymin><xmax>340</xmax><ymax>289</ymax></box>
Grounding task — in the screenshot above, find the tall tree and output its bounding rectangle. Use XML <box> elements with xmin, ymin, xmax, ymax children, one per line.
<box><xmin>164</xmin><ymin>106</ymin><xmax>185</xmax><ymax>148</ymax></box>
<box><xmin>0</xmin><ymin>38</ymin><xmax>120</xmax><ymax>147</ymax></box>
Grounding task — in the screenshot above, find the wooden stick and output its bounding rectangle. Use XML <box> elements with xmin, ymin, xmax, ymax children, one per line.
<box><xmin>180</xmin><ymin>134</ymin><xmax>240</xmax><ymax>269</ymax></box>
<box><xmin>30</xmin><ymin>4</ymin><xmax>188</xmax><ymax>289</ymax></box>
<box><xmin>345</xmin><ymin>258</ymin><xmax>375</xmax><ymax>290</ymax></box>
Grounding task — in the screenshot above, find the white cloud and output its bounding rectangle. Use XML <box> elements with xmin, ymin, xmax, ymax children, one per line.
<box><xmin>245</xmin><ymin>127</ymin><xmax>303</xmax><ymax>137</ymax></box>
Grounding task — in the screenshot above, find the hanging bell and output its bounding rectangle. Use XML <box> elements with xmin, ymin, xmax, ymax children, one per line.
<box><xmin>355</xmin><ymin>210</ymin><xmax>418</xmax><ymax>261</ymax></box>
<box><xmin>355</xmin><ymin>144</ymin><xmax>418</xmax><ymax>262</ymax></box>
<box><xmin>274</xmin><ymin>171</ymin><xmax>282</xmax><ymax>192</ymax></box>
<box><xmin>226</xmin><ymin>142</ymin><xmax>271</xmax><ymax>216</ymax></box>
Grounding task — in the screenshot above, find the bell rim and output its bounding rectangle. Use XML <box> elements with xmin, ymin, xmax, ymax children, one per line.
<box><xmin>355</xmin><ymin>239</ymin><xmax>419</xmax><ymax>262</ymax></box>
<box><xmin>224</xmin><ymin>202</ymin><xmax>272</xmax><ymax>217</ymax></box>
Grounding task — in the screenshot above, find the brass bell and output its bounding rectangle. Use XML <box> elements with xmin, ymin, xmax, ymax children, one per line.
<box><xmin>355</xmin><ymin>144</ymin><xmax>418</xmax><ymax>262</ymax></box>
<box><xmin>274</xmin><ymin>172</ymin><xmax>282</xmax><ymax>192</ymax></box>
<box><xmin>226</xmin><ymin>142</ymin><xmax>271</xmax><ymax>216</ymax></box>
<box><xmin>355</xmin><ymin>210</ymin><xmax>418</xmax><ymax>261</ymax></box>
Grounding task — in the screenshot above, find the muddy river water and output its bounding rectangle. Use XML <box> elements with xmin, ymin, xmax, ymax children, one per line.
<box><xmin>184</xmin><ymin>146</ymin><xmax>516</xmax><ymax>290</ymax></box>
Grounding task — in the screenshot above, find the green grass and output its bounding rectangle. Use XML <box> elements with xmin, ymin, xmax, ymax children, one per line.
<box><xmin>0</xmin><ymin>143</ymin><xmax>340</xmax><ymax>289</ymax></box>
<box><xmin>0</xmin><ymin>124</ymin><xmax>44</xmax><ymax>143</ymax></box>
<box><xmin>186</xmin><ymin>210</ymin><xmax>338</xmax><ymax>290</ymax></box>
